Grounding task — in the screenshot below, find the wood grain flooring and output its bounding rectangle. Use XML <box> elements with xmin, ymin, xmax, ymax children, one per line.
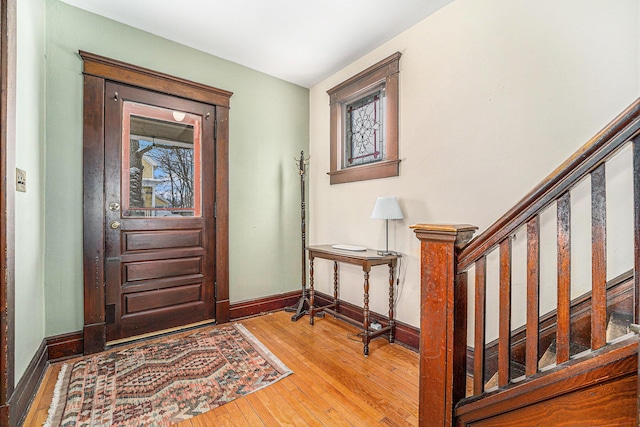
<box><xmin>22</xmin><ymin>310</ymin><xmax>419</xmax><ymax>426</ymax></box>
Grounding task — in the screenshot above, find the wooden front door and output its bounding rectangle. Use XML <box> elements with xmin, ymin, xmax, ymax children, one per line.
<box><xmin>103</xmin><ymin>82</ymin><xmax>216</xmax><ymax>342</ymax></box>
<box><xmin>82</xmin><ymin>52</ymin><xmax>231</xmax><ymax>354</ymax></box>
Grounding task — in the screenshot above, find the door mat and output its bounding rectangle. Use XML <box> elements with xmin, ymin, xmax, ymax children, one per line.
<box><xmin>44</xmin><ymin>323</ymin><xmax>292</xmax><ymax>426</ymax></box>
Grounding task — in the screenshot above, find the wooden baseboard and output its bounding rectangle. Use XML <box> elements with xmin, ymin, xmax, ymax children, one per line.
<box><xmin>313</xmin><ymin>292</ymin><xmax>419</xmax><ymax>351</ymax></box>
<box><xmin>7</xmin><ymin>332</ymin><xmax>85</xmax><ymax>424</ymax></box>
<box><xmin>14</xmin><ymin>289</ymin><xmax>418</xmax><ymax>424</ymax></box>
<box><xmin>41</xmin><ymin>289</ymin><xmax>418</xmax><ymax>359</ymax></box>
<box><xmin>10</xmin><ymin>339</ymin><xmax>48</xmax><ymax>426</ymax></box>
<box><xmin>0</xmin><ymin>405</ymin><xmax>8</xmax><ymax>427</ymax></box>
<box><xmin>47</xmin><ymin>331</ymin><xmax>84</xmax><ymax>362</ymax></box>
<box><xmin>229</xmin><ymin>290</ymin><xmax>301</xmax><ymax>320</ymax></box>
<box><xmin>227</xmin><ymin>290</ymin><xmax>419</xmax><ymax>351</ymax></box>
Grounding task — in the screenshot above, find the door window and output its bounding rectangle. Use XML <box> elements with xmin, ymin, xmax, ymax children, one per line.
<box><xmin>121</xmin><ymin>102</ymin><xmax>202</xmax><ymax>217</ymax></box>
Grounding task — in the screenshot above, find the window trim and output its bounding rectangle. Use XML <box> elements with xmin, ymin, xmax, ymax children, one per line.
<box><xmin>327</xmin><ymin>52</ymin><xmax>401</xmax><ymax>185</ymax></box>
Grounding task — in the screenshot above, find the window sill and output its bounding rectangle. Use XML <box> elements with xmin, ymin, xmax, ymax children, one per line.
<box><xmin>327</xmin><ymin>159</ymin><xmax>400</xmax><ymax>185</ymax></box>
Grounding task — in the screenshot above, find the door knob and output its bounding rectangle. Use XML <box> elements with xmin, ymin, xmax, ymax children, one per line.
<box><xmin>109</xmin><ymin>202</ymin><xmax>120</xmax><ymax>211</ymax></box>
<box><xmin>109</xmin><ymin>220</ymin><xmax>121</xmax><ymax>230</ymax></box>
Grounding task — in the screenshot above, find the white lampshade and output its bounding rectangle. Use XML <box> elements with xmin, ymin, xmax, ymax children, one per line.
<box><xmin>371</xmin><ymin>197</ymin><xmax>404</xmax><ymax>220</ymax></box>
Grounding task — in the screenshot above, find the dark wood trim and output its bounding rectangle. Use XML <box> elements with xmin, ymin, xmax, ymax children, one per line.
<box><xmin>214</xmin><ymin>106</ymin><xmax>230</xmax><ymax>324</ymax></box>
<box><xmin>6</xmin><ymin>332</ymin><xmax>84</xmax><ymax>424</ymax></box>
<box><xmin>412</xmin><ymin>225</ymin><xmax>477</xmax><ymax>426</ymax></box>
<box><xmin>327</xmin><ymin>52</ymin><xmax>401</xmax><ymax>185</ymax></box>
<box><xmin>79</xmin><ymin>51</ymin><xmax>233</xmax><ymax>108</ymax></box>
<box><xmin>591</xmin><ymin>164</ymin><xmax>607</xmax><ymax>350</ymax></box>
<box><xmin>525</xmin><ymin>217</ymin><xmax>540</xmax><ymax>377</ymax></box>
<box><xmin>458</xmin><ymin>98</ymin><xmax>640</xmax><ymax>271</ymax></box>
<box><xmin>327</xmin><ymin>159</ymin><xmax>400</xmax><ymax>185</ymax></box>
<box><xmin>229</xmin><ymin>291</ymin><xmax>301</xmax><ymax>320</ymax></box>
<box><xmin>473</xmin><ymin>256</ymin><xmax>487</xmax><ymax>395</ymax></box>
<box><xmin>0</xmin><ymin>0</ymin><xmax>16</xmax><ymax>425</ymax></box>
<box><xmin>313</xmin><ymin>292</ymin><xmax>420</xmax><ymax>351</ymax></box>
<box><xmin>456</xmin><ymin>338</ymin><xmax>637</xmax><ymax>424</ymax></box>
<box><xmin>82</xmin><ymin>73</ymin><xmax>106</xmax><ymax>354</ymax></box>
<box><xmin>14</xmin><ymin>290</ymin><xmax>416</xmax><ymax>424</ymax></box>
<box><xmin>10</xmin><ymin>340</ymin><xmax>47</xmax><ymax>426</ymax></box>
<box><xmin>227</xmin><ymin>289</ymin><xmax>419</xmax><ymax>350</ymax></box>
<box><xmin>466</xmin><ymin>269</ymin><xmax>634</xmax><ymax>378</ymax></box>
<box><xmin>556</xmin><ymin>192</ymin><xmax>571</xmax><ymax>364</ymax></box>
<box><xmin>20</xmin><ymin>289</ymin><xmax>407</xmax><ymax>357</ymax></box>
<box><xmin>498</xmin><ymin>238</ymin><xmax>511</xmax><ymax>386</ymax></box>
<box><xmin>327</xmin><ymin>52</ymin><xmax>401</xmax><ymax>99</ymax></box>
<box><xmin>633</xmin><ymin>135</ymin><xmax>640</xmax><ymax>322</ymax></box>
<box><xmin>47</xmin><ymin>331</ymin><xmax>84</xmax><ymax>361</ymax></box>
<box><xmin>81</xmin><ymin>52</ymin><xmax>232</xmax><ymax>353</ymax></box>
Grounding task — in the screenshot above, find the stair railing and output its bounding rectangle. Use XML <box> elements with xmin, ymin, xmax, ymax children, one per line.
<box><xmin>412</xmin><ymin>98</ymin><xmax>640</xmax><ymax>426</ymax></box>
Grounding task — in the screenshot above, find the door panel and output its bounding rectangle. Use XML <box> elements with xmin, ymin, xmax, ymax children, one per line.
<box><xmin>125</xmin><ymin>284</ymin><xmax>202</xmax><ymax>313</ymax></box>
<box><xmin>123</xmin><ymin>230</ymin><xmax>202</xmax><ymax>251</ymax></box>
<box><xmin>124</xmin><ymin>257</ymin><xmax>202</xmax><ymax>282</ymax></box>
<box><xmin>104</xmin><ymin>82</ymin><xmax>216</xmax><ymax>342</ymax></box>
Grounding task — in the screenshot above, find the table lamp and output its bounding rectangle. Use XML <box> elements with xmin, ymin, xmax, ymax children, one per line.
<box><xmin>371</xmin><ymin>196</ymin><xmax>404</xmax><ymax>255</ymax></box>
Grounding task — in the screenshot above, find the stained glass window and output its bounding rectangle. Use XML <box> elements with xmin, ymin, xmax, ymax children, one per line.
<box><xmin>327</xmin><ymin>52</ymin><xmax>401</xmax><ymax>184</ymax></box>
<box><xmin>344</xmin><ymin>89</ymin><xmax>385</xmax><ymax>168</ymax></box>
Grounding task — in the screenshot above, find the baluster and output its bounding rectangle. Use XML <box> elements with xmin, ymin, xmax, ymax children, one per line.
<box><xmin>453</xmin><ymin>270</ymin><xmax>468</xmax><ymax>404</ymax></box>
<box><xmin>498</xmin><ymin>238</ymin><xmax>512</xmax><ymax>387</ymax></box>
<box><xmin>526</xmin><ymin>216</ymin><xmax>540</xmax><ymax>376</ymax></box>
<box><xmin>591</xmin><ymin>163</ymin><xmax>607</xmax><ymax>349</ymax></box>
<box><xmin>557</xmin><ymin>192</ymin><xmax>571</xmax><ymax>363</ymax></box>
<box><xmin>473</xmin><ymin>256</ymin><xmax>486</xmax><ymax>395</ymax></box>
<box><xmin>633</xmin><ymin>136</ymin><xmax>640</xmax><ymax>324</ymax></box>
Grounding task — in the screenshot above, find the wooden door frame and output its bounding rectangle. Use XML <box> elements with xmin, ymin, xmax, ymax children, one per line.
<box><xmin>0</xmin><ymin>0</ymin><xmax>16</xmax><ymax>423</ymax></box>
<box><xmin>81</xmin><ymin>51</ymin><xmax>232</xmax><ymax>354</ymax></box>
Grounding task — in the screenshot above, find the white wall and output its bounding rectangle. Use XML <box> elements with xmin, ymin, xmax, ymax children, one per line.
<box><xmin>308</xmin><ymin>0</ymin><xmax>640</xmax><ymax>328</ymax></box>
<box><xmin>15</xmin><ymin>0</ymin><xmax>46</xmax><ymax>380</ymax></box>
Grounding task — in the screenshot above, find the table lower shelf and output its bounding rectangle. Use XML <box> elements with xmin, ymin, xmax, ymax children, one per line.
<box><xmin>314</xmin><ymin>306</ymin><xmax>394</xmax><ymax>353</ymax></box>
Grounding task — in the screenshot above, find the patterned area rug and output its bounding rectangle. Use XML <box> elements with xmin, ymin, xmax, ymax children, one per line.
<box><xmin>44</xmin><ymin>323</ymin><xmax>292</xmax><ymax>427</ymax></box>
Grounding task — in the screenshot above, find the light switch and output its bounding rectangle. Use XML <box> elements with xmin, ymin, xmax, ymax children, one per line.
<box><xmin>16</xmin><ymin>168</ymin><xmax>26</xmax><ymax>192</ymax></box>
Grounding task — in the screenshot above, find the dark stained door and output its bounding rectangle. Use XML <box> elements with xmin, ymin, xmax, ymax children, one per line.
<box><xmin>104</xmin><ymin>82</ymin><xmax>216</xmax><ymax>342</ymax></box>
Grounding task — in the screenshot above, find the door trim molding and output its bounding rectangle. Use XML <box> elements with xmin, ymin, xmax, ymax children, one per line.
<box><xmin>81</xmin><ymin>52</ymin><xmax>232</xmax><ymax>354</ymax></box>
<box><xmin>80</xmin><ymin>51</ymin><xmax>232</xmax><ymax>108</ymax></box>
<box><xmin>0</xmin><ymin>0</ymin><xmax>16</xmax><ymax>424</ymax></box>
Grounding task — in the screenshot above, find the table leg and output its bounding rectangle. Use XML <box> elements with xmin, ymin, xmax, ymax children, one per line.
<box><xmin>363</xmin><ymin>269</ymin><xmax>370</xmax><ymax>356</ymax></box>
<box><xmin>388</xmin><ymin>262</ymin><xmax>396</xmax><ymax>343</ymax></box>
<box><xmin>309</xmin><ymin>256</ymin><xmax>315</xmax><ymax>326</ymax></box>
<box><xmin>333</xmin><ymin>261</ymin><xmax>339</xmax><ymax>313</ymax></box>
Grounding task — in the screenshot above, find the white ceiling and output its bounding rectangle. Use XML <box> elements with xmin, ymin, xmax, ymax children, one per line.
<box><xmin>59</xmin><ymin>0</ymin><xmax>452</xmax><ymax>88</ymax></box>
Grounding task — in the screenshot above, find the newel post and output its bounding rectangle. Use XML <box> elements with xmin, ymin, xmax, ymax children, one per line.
<box><xmin>411</xmin><ymin>224</ymin><xmax>477</xmax><ymax>426</ymax></box>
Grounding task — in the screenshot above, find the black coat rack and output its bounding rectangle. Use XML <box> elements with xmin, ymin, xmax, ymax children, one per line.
<box><xmin>285</xmin><ymin>151</ymin><xmax>314</xmax><ymax>321</ymax></box>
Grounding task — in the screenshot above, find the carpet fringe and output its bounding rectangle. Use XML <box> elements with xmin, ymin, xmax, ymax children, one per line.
<box><xmin>233</xmin><ymin>323</ymin><xmax>293</xmax><ymax>376</ymax></box>
<box><xmin>44</xmin><ymin>324</ymin><xmax>293</xmax><ymax>426</ymax></box>
<box><xmin>42</xmin><ymin>363</ymin><xmax>69</xmax><ymax>427</ymax></box>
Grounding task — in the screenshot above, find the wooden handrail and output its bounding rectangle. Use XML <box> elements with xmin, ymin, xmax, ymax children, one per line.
<box><xmin>414</xmin><ymin>99</ymin><xmax>640</xmax><ymax>425</ymax></box>
<box><xmin>458</xmin><ymin>98</ymin><xmax>640</xmax><ymax>271</ymax></box>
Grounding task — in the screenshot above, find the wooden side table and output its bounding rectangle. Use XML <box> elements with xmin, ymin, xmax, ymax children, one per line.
<box><xmin>306</xmin><ymin>245</ymin><xmax>398</xmax><ymax>356</ymax></box>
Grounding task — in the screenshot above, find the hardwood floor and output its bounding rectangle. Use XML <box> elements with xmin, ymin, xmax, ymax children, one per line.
<box><xmin>22</xmin><ymin>310</ymin><xmax>419</xmax><ymax>426</ymax></box>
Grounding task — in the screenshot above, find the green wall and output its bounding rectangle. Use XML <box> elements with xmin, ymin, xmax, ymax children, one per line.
<box><xmin>15</xmin><ymin>0</ymin><xmax>46</xmax><ymax>381</ymax></box>
<box><xmin>44</xmin><ymin>0</ymin><xmax>309</xmax><ymax>335</ymax></box>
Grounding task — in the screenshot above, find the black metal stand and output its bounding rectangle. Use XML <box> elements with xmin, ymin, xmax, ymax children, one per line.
<box><xmin>285</xmin><ymin>288</ymin><xmax>313</xmax><ymax>321</ymax></box>
<box><xmin>285</xmin><ymin>151</ymin><xmax>322</xmax><ymax>321</ymax></box>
